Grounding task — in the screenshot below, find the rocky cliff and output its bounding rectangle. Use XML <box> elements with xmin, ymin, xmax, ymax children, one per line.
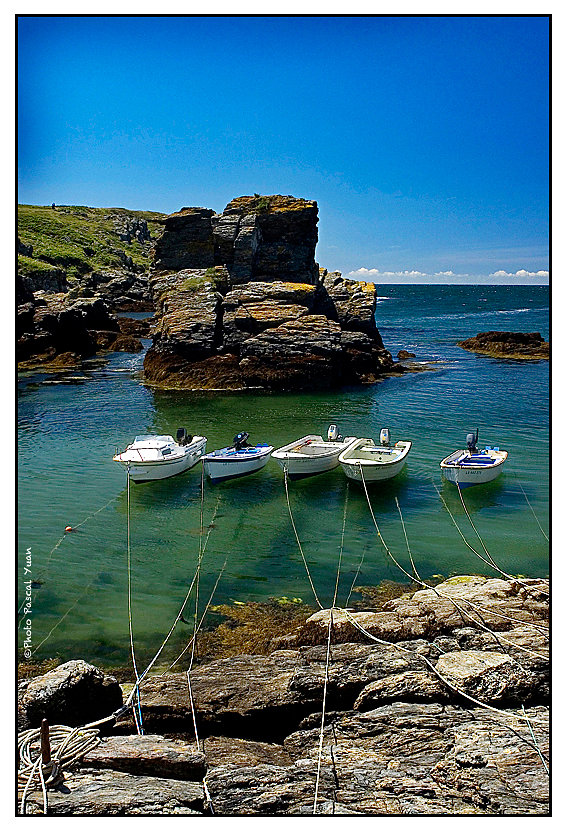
<box><xmin>144</xmin><ymin>195</ymin><xmax>401</xmax><ymax>390</ymax></box>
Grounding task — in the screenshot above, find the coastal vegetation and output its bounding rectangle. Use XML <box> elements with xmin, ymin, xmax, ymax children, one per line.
<box><xmin>18</xmin><ymin>204</ymin><xmax>165</xmax><ymax>283</ymax></box>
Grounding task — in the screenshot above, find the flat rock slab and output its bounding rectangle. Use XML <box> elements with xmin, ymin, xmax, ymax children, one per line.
<box><xmin>276</xmin><ymin>577</ymin><xmax>549</xmax><ymax>647</ymax></box>
<box><xmin>27</xmin><ymin>769</ymin><xmax>205</xmax><ymax>815</ymax></box>
<box><xmin>204</xmin><ymin>736</ymin><xmax>293</xmax><ymax>768</ymax></box>
<box><xmin>82</xmin><ymin>734</ymin><xmax>206</xmax><ymax>781</ymax></box>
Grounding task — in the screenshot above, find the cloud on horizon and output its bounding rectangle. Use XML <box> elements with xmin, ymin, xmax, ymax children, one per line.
<box><xmin>348</xmin><ymin>267</ymin><xmax>461</xmax><ymax>279</ymax></box>
<box><xmin>489</xmin><ymin>269</ymin><xmax>549</xmax><ymax>278</ymax></box>
<box><xmin>347</xmin><ymin>267</ymin><xmax>549</xmax><ymax>281</ymax></box>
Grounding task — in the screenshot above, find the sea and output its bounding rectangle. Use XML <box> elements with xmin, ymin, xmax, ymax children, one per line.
<box><xmin>17</xmin><ymin>284</ymin><xmax>549</xmax><ymax>668</ymax></box>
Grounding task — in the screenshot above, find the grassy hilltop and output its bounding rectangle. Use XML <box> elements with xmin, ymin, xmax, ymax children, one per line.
<box><xmin>18</xmin><ymin>204</ymin><xmax>166</xmax><ymax>285</ymax></box>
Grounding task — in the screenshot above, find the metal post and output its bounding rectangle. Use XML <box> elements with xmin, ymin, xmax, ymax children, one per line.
<box><xmin>40</xmin><ymin>719</ymin><xmax>51</xmax><ymax>765</ymax></box>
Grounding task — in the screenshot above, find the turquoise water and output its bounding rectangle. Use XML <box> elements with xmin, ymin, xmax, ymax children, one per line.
<box><xmin>18</xmin><ymin>285</ymin><xmax>549</xmax><ymax>667</ymax></box>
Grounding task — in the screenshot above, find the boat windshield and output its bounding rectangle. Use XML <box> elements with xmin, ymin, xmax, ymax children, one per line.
<box><xmin>133</xmin><ymin>435</ymin><xmax>175</xmax><ymax>444</ymax></box>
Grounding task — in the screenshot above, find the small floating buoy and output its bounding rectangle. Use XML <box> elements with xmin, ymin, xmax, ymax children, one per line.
<box><xmin>64</xmin><ymin>526</ymin><xmax>73</xmax><ymax>533</ymax></box>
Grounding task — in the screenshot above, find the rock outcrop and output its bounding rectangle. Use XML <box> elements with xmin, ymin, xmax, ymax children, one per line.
<box><xmin>457</xmin><ymin>331</ymin><xmax>549</xmax><ymax>360</ymax></box>
<box><xmin>18</xmin><ymin>660</ymin><xmax>123</xmax><ymax>730</ymax></box>
<box><xmin>19</xmin><ymin>577</ymin><xmax>548</xmax><ymax>815</ymax></box>
<box><xmin>144</xmin><ymin>195</ymin><xmax>402</xmax><ymax>390</ymax></box>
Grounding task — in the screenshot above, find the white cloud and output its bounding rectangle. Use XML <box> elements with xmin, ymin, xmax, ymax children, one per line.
<box><xmin>490</xmin><ymin>269</ymin><xmax>549</xmax><ymax>278</ymax></box>
<box><xmin>348</xmin><ymin>267</ymin><xmax>429</xmax><ymax>278</ymax></box>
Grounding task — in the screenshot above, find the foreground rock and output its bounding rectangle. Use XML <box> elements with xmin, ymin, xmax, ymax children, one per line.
<box><xmin>18</xmin><ymin>660</ymin><xmax>123</xmax><ymax>730</ymax></box>
<box><xmin>274</xmin><ymin>576</ymin><xmax>549</xmax><ymax>649</ymax></box>
<box><xmin>38</xmin><ymin>770</ymin><xmax>205</xmax><ymax>815</ymax></box>
<box><xmin>19</xmin><ymin>577</ymin><xmax>548</xmax><ymax>815</ymax></box>
<box><xmin>144</xmin><ymin>195</ymin><xmax>403</xmax><ymax>390</ymax></box>
<box><xmin>457</xmin><ymin>331</ymin><xmax>549</xmax><ymax>360</ymax></box>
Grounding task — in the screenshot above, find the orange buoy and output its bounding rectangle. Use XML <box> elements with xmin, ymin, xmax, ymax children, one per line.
<box><xmin>64</xmin><ymin>526</ymin><xmax>73</xmax><ymax>533</ymax></box>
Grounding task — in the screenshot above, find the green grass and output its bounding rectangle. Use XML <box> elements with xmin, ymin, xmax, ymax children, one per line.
<box><xmin>18</xmin><ymin>204</ymin><xmax>166</xmax><ymax>281</ymax></box>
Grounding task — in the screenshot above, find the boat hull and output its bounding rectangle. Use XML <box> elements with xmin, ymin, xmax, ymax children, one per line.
<box><xmin>339</xmin><ymin>438</ymin><xmax>411</xmax><ymax>483</ymax></box>
<box><xmin>273</xmin><ymin>436</ymin><xmax>358</xmax><ymax>479</ymax></box>
<box><xmin>440</xmin><ymin>451</ymin><xmax>508</xmax><ymax>487</ymax></box>
<box><xmin>203</xmin><ymin>446</ymin><xmax>274</xmax><ymax>483</ymax></box>
<box><xmin>115</xmin><ymin>438</ymin><xmax>207</xmax><ymax>482</ymax></box>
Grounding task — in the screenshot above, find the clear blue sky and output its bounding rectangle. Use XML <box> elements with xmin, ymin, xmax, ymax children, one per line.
<box><xmin>17</xmin><ymin>15</ymin><xmax>549</xmax><ymax>283</ymax></box>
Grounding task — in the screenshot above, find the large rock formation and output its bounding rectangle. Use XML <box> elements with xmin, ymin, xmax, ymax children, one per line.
<box><xmin>144</xmin><ymin>195</ymin><xmax>401</xmax><ymax>390</ymax></box>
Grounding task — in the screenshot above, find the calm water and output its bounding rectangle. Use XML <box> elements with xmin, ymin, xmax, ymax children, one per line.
<box><xmin>18</xmin><ymin>285</ymin><xmax>549</xmax><ymax>667</ymax></box>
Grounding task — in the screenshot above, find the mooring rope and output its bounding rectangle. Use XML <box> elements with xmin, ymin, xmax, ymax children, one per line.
<box><xmin>313</xmin><ymin>481</ymin><xmax>349</xmax><ymax>814</ymax></box>
<box><xmin>18</xmin><ymin>492</ymin><xmax>120</xmax><ymax>622</ymax></box>
<box><xmin>517</xmin><ymin>481</ymin><xmax>549</xmax><ymax>542</ymax></box>
<box><xmin>126</xmin><ymin>466</ymin><xmax>143</xmax><ymax>735</ymax></box>
<box><xmin>429</xmin><ymin>476</ymin><xmax>548</xmax><ymax>595</ymax></box>
<box><xmin>339</xmin><ymin>606</ymin><xmax>549</xmax><ymax>763</ymax></box>
<box><xmin>358</xmin><ymin>465</ymin><xmax>547</xmax><ymax>662</ymax></box>
<box><xmin>18</xmin><ymin>724</ymin><xmax>101</xmax><ymax>815</ymax></box>
<box><xmin>396</xmin><ymin>497</ymin><xmax>549</xmax><ymax>684</ymax></box>
<box><xmin>283</xmin><ymin>466</ymin><xmax>323</xmax><ymax>610</ymax></box>
<box><xmin>395</xmin><ymin>496</ymin><xmax>420</xmax><ymax>581</ymax></box>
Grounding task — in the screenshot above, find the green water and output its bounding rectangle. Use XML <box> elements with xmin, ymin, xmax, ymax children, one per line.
<box><xmin>18</xmin><ymin>285</ymin><xmax>549</xmax><ymax>667</ymax></box>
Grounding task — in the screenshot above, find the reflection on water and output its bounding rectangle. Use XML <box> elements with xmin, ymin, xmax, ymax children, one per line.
<box><xmin>18</xmin><ymin>285</ymin><xmax>549</xmax><ymax>666</ymax></box>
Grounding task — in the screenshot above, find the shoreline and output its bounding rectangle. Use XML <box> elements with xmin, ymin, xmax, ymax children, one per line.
<box><xmin>18</xmin><ymin>574</ymin><xmax>549</xmax><ymax>816</ymax></box>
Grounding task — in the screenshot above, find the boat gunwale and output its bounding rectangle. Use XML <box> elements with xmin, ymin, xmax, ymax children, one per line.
<box><xmin>272</xmin><ymin>435</ymin><xmax>358</xmax><ymax>460</ymax></box>
<box><xmin>440</xmin><ymin>449</ymin><xmax>508</xmax><ymax>469</ymax></box>
<box><xmin>113</xmin><ymin>436</ymin><xmax>207</xmax><ymax>464</ymax></box>
<box><xmin>202</xmin><ymin>445</ymin><xmax>274</xmax><ymax>464</ymax></box>
<box><xmin>339</xmin><ymin>438</ymin><xmax>412</xmax><ymax>468</ymax></box>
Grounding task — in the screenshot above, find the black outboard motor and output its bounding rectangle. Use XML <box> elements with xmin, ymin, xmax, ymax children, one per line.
<box><xmin>176</xmin><ymin>428</ymin><xmax>193</xmax><ymax>446</ymax></box>
<box><xmin>466</xmin><ymin>428</ymin><xmax>479</xmax><ymax>454</ymax></box>
<box><xmin>233</xmin><ymin>431</ymin><xmax>250</xmax><ymax>451</ymax></box>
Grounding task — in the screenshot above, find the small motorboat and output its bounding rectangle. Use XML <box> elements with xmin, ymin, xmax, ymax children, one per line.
<box><xmin>273</xmin><ymin>425</ymin><xmax>359</xmax><ymax>480</ymax></box>
<box><xmin>440</xmin><ymin>429</ymin><xmax>508</xmax><ymax>487</ymax></box>
<box><xmin>202</xmin><ymin>432</ymin><xmax>274</xmax><ymax>484</ymax></box>
<box><xmin>113</xmin><ymin>429</ymin><xmax>207</xmax><ymax>483</ymax></box>
<box><xmin>338</xmin><ymin>429</ymin><xmax>412</xmax><ymax>483</ymax></box>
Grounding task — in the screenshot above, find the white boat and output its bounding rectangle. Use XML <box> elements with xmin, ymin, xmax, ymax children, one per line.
<box><xmin>272</xmin><ymin>425</ymin><xmax>359</xmax><ymax>480</ymax></box>
<box><xmin>338</xmin><ymin>429</ymin><xmax>412</xmax><ymax>483</ymax></box>
<box><xmin>440</xmin><ymin>430</ymin><xmax>508</xmax><ymax>487</ymax></box>
<box><xmin>113</xmin><ymin>429</ymin><xmax>207</xmax><ymax>483</ymax></box>
<box><xmin>203</xmin><ymin>432</ymin><xmax>274</xmax><ymax>484</ymax></box>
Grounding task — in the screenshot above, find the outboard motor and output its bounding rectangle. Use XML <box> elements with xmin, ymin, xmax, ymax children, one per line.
<box><xmin>466</xmin><ymin>429</ymin><xmax>479</xmax><ymax>454</ymax></box>
<box><xmin>327</xmin><ymin>424</ymin><xmax>340</xmax><ymax>441</ymax></box>
<box><xmin>380</xmin><ymin>428</ymin><xmax>391</xmax><ymax>446</ymax></box>
<box><xmin>176</xmin><ymin>428</ymin><xmax>193</xmax><ymax>446</ymax></box>
<box><xmin>233</xmin><ymin>431</ymin><xmax>250</xmax><ymax>451</ymax></box>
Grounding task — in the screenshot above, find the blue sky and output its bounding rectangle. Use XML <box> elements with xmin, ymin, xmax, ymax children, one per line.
<box><xmin>17</xmin><ymin>15</ymin><xmax>549</xmax><ymax>284</ymax></box>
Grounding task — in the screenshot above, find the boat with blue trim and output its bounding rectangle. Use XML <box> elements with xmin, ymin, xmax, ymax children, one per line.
<box><xmin>440</xmin><ymin>429</ymin><xmax>508</xmax><ymax>487</ymax></box>
<box><xmin>202</xmin><ymin>432</ymin><xmax>274</xmax><ymax>483</ymax></box>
